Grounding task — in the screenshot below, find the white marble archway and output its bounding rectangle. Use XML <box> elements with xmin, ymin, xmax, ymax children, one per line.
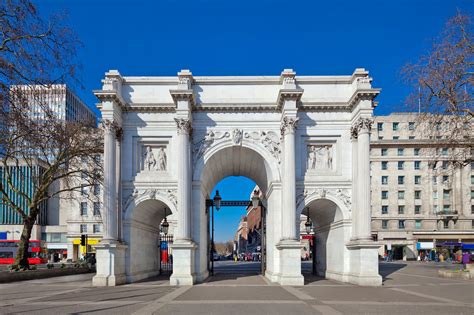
<box><xmin>93</xmin><ymin>68</ymin><xmax>383</xmax><ymax>287</ymax></box>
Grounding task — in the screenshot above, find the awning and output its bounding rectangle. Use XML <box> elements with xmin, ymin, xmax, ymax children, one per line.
<box><xmin>462</xmin><ymin>244</ymin><xmax>474</xmax><ymax>250</ymax></box>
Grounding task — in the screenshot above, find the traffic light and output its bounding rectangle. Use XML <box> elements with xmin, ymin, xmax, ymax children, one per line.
<box><xmin>80</xmin><ymin>234</ymin><xmax>86</xmax><ymax>246</ymax></box>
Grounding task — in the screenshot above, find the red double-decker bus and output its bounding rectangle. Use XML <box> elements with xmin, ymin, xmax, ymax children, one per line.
<box><xmin>0</xmin><ymin>240</ymin><xmax>47</xmax><ymax>265</ymax></box>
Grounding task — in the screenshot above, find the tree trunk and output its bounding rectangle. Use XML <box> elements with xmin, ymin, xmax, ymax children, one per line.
<box><xmin>14</xmin><ymin>217</ymin><xmax>35</xmax><ymax>269</ymax></box>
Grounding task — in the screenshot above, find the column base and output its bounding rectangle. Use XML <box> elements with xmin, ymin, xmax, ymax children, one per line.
<box><xmin>346</xmin><ymin>240</ymin><xmax>383</xmax><ymax>286</ymax></box>
<box><xmin>92</xmin><ymin>241</ymin><xmax>128</xmax><ymax>287</ymax></box>
<box><xmin>276</xmin><ymin>239</ymin><xmax>304</xmax><ymax>286</ymax></box>
<box><xmin>169</xmin><ymin>240</ymin><xmax>196</xmax><ymax>286</ymax></box>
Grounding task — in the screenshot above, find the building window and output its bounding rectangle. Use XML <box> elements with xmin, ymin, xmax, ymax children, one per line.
<box><xmin>381</xmin><ymin>161</ymin><xmax>388</xmax><ymax>170</ymax></box>
<box><xmin>443</xmin><ymin>205</ymin><xmax>451</xmax><ymax>213</ymax></box>
<box><xmin>415</xmin><ymin>220</ymin><xmax>421</xmax><ymax>229</ymax></box>
<box><xmin>442</xmin><ymin>175</ymin><xmax>449</xmax><ymax>184</ymax></box>
<box><xmin>80</xmin><ymin>202</ymin><xmax>87</xmax><ymax>216</ymax></box>
<box><xmin>93</xmin><ymin>224</ymin><xmax>101</xmax><ymax>233</ymax></box>
<box><xmin>382</xmin><ymin>220</ymin><xmax>388</xmax><ymax>229</ymax></box>
<box><xmin>472</xmin><ymin>220</ymin><xmax>474</xmax><ymax>229</ymax></box>
<box><xmin>433</xmin><ymin>191</ymin><xmax>438</xmax><ymax>200</ymax></box>
<box><xmin>382</xmin><ymin>191</ymin><xmax>388</xmax><ymax>199</ymax></box>
<box><xmin>81</xmin><ymin>185</ymin><xmax>86</xmax><ymax>196</ymax></box>
<box><xmin>414</xmin><ymin>161</ymin><xmax>421</xmax><ymax>170</ymax></box>
<box><xmin>398</xmin><ymin>205</ymin><xmax>405</xmax><ymax>214</ymax></box>
<box><xmin>398</xmin><ymin>176</ymin><xmax>405</xmax><ymax>185</ymax></box>
<box><xmin>471</xmin><ymin>175</ymin><xmax>474</xmax><ymax>185</ymax></box>
<box><xmin>381</xmin><ymin>176</ymin><xmax>388</xmax><ymax>185</ymax></box>
<box><xmin>414</xmin><ymin>175</ymin><xmax>421</xmax><ymax>185</ymax></box>
<box><xmin>443</xmin><ymin>189</ymin><xmax>450</xmax><ymax>200</ymax></box>
<box><xmin>415</xmin><ymin>205</ymin><xmax>421</xmax><ymax>214</ymax></box>
<box><xmin>81</xmin><ymin>171</ymin><xmax>87</xmax><ymax>179</ymax></box>
<box><xmin>93</xmin><ymin>184</ymin><xmax>100</xmax><ymax>196</ymax></box>
<box><xmin>398</xmin><ymin>220</ymin><xmax>405</xmax><ymax>229</ymax></box>
<box><xmin>393</xmin><ymin>136</ymin><xmax>399</xmax><ymax>140</ymax></box>
<box><xmin>443</xmin><ymin>220</ymin><xmax>449</xmax><ymax>229</ymax></box>
<box><xmin>414</xmin><ymin>148</ymin><xmax>420</xmax><ymax>156</ymax></box>
<box><xmin>409</xmin><ymin>122</ymin><xmax>415</xmax><ymax>130</ymax></box>
<box><xmin>471</xmin><ymin>205</ymin><xmax>474</xmax><ymax>214</ymax></box>
<box><xmin>393</xmin><ymin>122</ymin><xmax>399</xmax><ymax>131</ymax></box>
<box><xmin>377</xmin><ymin>122</ymin><xmax>383</xmax><ymax>131</ymax></box>
<box><xmin>472</xmin><ymin>190</ymin><xmax>474</xmax><ymax>199</ymax></box>
<box><xmin>415</xmin><ymin>190</ymin><xmax>421</xmax><ymax>199</ymax></box>
<box><xmin>381</xmin><ymin>148</ymin><xmax>388</xmax><ymax>156</ymax></box>
<box><xmin>382</xmin><ymin>206</ymin><xmax>388</xmax><ymax>214</ymax></box>
<box><xmin>378</xmin><ymin>136</ymin><xmax>383</xmax><ymax>140</ymax></box>
<box><xmin>398</xmin><ymin>161</ymin><xmax>404</xmax><ymax>170</ymax></box>
<box><xmin>442</xmin><ymin>161</ymin><xmax>448</xmax><ymax>170</ymax></box>
<box><xmin>397</xmin><ymin>148</ymin><xmax>404</xmax><ymax>156</ymax></box>
<box><xmin>80</xmin><ymin>224</ymin><xmax>87</xmax><ymax>233</ymax></box>
<box><xmin>432</xmin><ymin>176</ymin><xmax>437</xmax><ymax>185</ymax></box>
<box><xmin>434</xmin><ymin>205</ymin><xmax>438</xmax><ymax>214</ymax></box>
<box><xmin>398</xmin><ymin>191</ymin><xmax>405</xmax><ymax>199</ymax></box>
<box><xmin>93</xmin><ymin>202</ymin><xmax>101</xmax><ymax>216</ymax></box>
<box><xmin>409</xmin><ymin>136</ymin><xmax>415</xmax><ymax>140</ymax></box>
<box><xmin>442</xmin><ymin>148</ymin><xmax>448</xmax><ymax>156</ymax></box>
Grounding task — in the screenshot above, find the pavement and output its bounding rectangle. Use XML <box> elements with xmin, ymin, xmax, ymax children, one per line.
<box><xmin>0</xmin><ymin>261</ymin><xmax>473</xmax><ymax>314</ymax></box>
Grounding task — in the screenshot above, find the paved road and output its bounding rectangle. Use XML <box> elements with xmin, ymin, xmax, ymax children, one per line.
<box><xmin>0</xmin><ymin>261</ymin><xmax>472</xmax><ymax>314</ymax></box>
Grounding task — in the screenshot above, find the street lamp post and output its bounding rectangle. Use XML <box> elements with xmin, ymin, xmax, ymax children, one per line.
<box><xmin>251</xmin><ymin>189</ymin><xmax>266</xmax><ymax>274</ymax></box>
<box><xmin>211</xmin><ymin>190</ymin><xmax>221</xmax><ymax>276</ymax></box>
<box><xmin>161</xmin><ymin>207</ymin><xmax>169</xmax><ymax>236</ymax></box>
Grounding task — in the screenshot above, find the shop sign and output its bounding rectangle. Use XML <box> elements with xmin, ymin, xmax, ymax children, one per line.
<box><xmin>416</xmin><ymin>242</ymin><xmax>434</xmax><ymax>250</ymax></box>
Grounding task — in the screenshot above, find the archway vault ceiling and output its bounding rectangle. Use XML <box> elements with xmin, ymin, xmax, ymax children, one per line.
<box><xmin>201</xmin><ymin>146</ymin><xmax>269</xmax><ymax>196</ymax></box>
<box><xmin>306</xmin><ymin>199</ymin><xmax>343</xmax><ymax>227</ymax></box>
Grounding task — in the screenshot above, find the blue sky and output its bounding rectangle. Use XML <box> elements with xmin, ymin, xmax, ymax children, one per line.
<box><xmin>37</xmin><ymin>0</ymin><xmax>472</xmax><ymax>241</ymax></box>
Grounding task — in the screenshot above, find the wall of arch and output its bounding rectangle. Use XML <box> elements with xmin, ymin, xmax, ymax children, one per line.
<box><xmin>123</xmin><ymin>196</ymin><xmax>175</xmax><ymax>283</ymax></box>
<box><xmin>298</xmin><ymin>196</ymin><xmax>352</xmax><ymax>282</ymax></box>
<box><xmin>191</xmin><ymin>141</ymin><xmax>282</xmax><ymax>282</ymax></box>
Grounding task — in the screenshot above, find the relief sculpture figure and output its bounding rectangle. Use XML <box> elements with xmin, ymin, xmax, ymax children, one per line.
<box><xmin>144</xmin><ymin>146</ymin><xmax>156</xmax><ymax>171</ymax></box>
<box><xmin>157</xmin><ymin>147</ymin><xmax>167</xmax><ymax>171</ymax></box>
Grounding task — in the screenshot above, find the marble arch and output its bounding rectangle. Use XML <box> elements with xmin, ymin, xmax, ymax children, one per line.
<box><xmin>92</xmin><ymin>68</ymin><xmax>383</xmax><ymax>287</ymax></box>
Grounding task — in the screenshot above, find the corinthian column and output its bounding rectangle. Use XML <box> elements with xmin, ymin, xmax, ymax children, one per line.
<box><xmin>175</xmin><ymin>118</ymin><xmax>192</xmax><ymax>241</ymax></box>
<box><xmin>101</xmin><ymin>120</ymin><xmax>118</xmax><ymax>242</ymax></box>
<box><xmin>280</xmin><ymin>116</ymin><xmax>299</xmax><ymax>240</ymax></box>
<box><xmin>355</xmin><ymin>117</ymin><xmax>373</xmax><ymax>240</ymax></box>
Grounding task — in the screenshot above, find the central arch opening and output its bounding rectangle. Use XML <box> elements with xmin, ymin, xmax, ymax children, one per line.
<box><xmin>196</xmin><ymin>144</ymin><xmax>278</xmax><ymax>284</ymax></box>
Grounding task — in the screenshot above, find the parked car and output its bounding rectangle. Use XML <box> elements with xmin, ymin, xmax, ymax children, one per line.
<box><xmin>212</xmin><ymin>253</ymin><xmax>220</xmax><ymax>261</ymax></box>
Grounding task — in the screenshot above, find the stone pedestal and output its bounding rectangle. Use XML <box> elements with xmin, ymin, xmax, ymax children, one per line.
<box><xmin>92</xmin><ymin>241</ymin><xmax>128</xmax><ymax>287</ymax></box>
<box><xmin>346</xmin><ymin>241</ymin><xmax>382</xmax><ymax>286</ymax></box>
<box><xmin>276</xmin><ymin>240</ymin><xmax>305</xmax><ymax>286</ymax></box>
<box><xmin>169</xmin><ymin>241</ymin><xmax>196</xmax><ymax>286</ymax></box>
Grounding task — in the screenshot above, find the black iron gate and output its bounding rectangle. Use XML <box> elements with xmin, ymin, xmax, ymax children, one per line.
<box><xmin>159</xmin><ymin>234</ymin><xmax>173</xmax><ymax>274</ymax></box>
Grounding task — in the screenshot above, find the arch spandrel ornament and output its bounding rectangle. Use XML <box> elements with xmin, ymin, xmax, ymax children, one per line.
<box><xmin>122</xmin><ymin>188</ymin><xmax>178</xmax><ymax>221</ymax></box>
<box><xmin>192</xmin><ymin>130</ymin><xmax>282</xmax><ymax>184</ymax></box>
<box><xmin>296</xmin><ymin>188</ymin><xmax>352</xmax><ymax>220</ymax></box>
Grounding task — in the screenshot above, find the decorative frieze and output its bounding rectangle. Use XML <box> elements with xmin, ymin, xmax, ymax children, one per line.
<box><xmin>307</xmin><ymin>145</ymin><xmax>333</xmax><ymax>170</ymax></box>
<box><xmin>143</xmin><ymin>146</ymin><xmax>167</xmax><ymax>172</ymax></box>
<box><xmin>244</xmin><ymin>130</ymin><xmax>281</xmax><ymax>162</ymax></box>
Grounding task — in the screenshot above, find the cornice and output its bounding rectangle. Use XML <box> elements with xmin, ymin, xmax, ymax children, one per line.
<box><xmin>276</xmin><ymin>88</ymin><xmax>304</xmax><ymax>110</ymax></box>
<box><xmin>93</xmin><ymin>90</ymin><xmax>127</xmax><ymax>108</ymax></box>
<box><xmin>122</xmin><ymin>103</ymin><xmax>176</xmax><ymax>113</ymax></box>
<box><xmin>348</xmin><ymin>89</ymin><xmax>381</xmax><ymax>108</ymax></box>
<box><xmin>169</xmin><ymin>89</ymin><xmax>196</xmax><ymax>109</ymax></box>
<box><xmin>298</xmin><ymin>102</ymin><xmax>351</xmax><ymax>111</ymax></box>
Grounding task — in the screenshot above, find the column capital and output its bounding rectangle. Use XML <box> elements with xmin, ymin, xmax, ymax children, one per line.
<box><xmin>174</xmin><ymin>118</ymin><xmax>192</xmax><ymax>135</ymax></box>
<box><xmin>351</xmin><ymin>117</ymin><xmax>373</xmax><ymax>138</ymax></box>
<box><xmin>100</xmin><ymin>119</ymin><xmax>120</xmax><ymax>133</ymax></box>
<box><xmin>280</xmin><ymin>116</ymin><xmax>299</xmax><ymax>136</ymax></box>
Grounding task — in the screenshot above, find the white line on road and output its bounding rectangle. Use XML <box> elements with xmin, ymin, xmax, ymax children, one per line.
<box><xmin>281</xmin><ymin>286</ymin><xmax>314</xmax><ymax>300</ymax></box>
<box><xmin>389</xmin><ymin>287</ymin><xmax>474</xmax><ymax>307</ymax></box>
<box><xmin>131</xmin><ymin>285</ymin><xmax>192</xmax><ymax>315</ymax></box>
<box><xmin>312</xmin><ymin>304</ymin><xmax>343</xmax><ymax>315</ymax></box>
<box><xmin>167</xmin><ymin>300</ymin><xmax>306</xmax><ymax>304</ymax></box>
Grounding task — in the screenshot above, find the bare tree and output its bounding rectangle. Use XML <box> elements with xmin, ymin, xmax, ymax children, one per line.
<box><xmin>402</xmin><ymin>11</ymin><xmax>473</xmax><ymax>167</ymax></box>
<box><xmin>0</xmin><ymin>0</ymin><xmax>102</xmax><ymax>269</ymax></box>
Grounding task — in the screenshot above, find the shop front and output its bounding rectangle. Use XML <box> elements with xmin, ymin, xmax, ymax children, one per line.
<box><xmin>71</xmin><ymin>238</ymin><xmax>101</xmax><ymax>261</ymax></box>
